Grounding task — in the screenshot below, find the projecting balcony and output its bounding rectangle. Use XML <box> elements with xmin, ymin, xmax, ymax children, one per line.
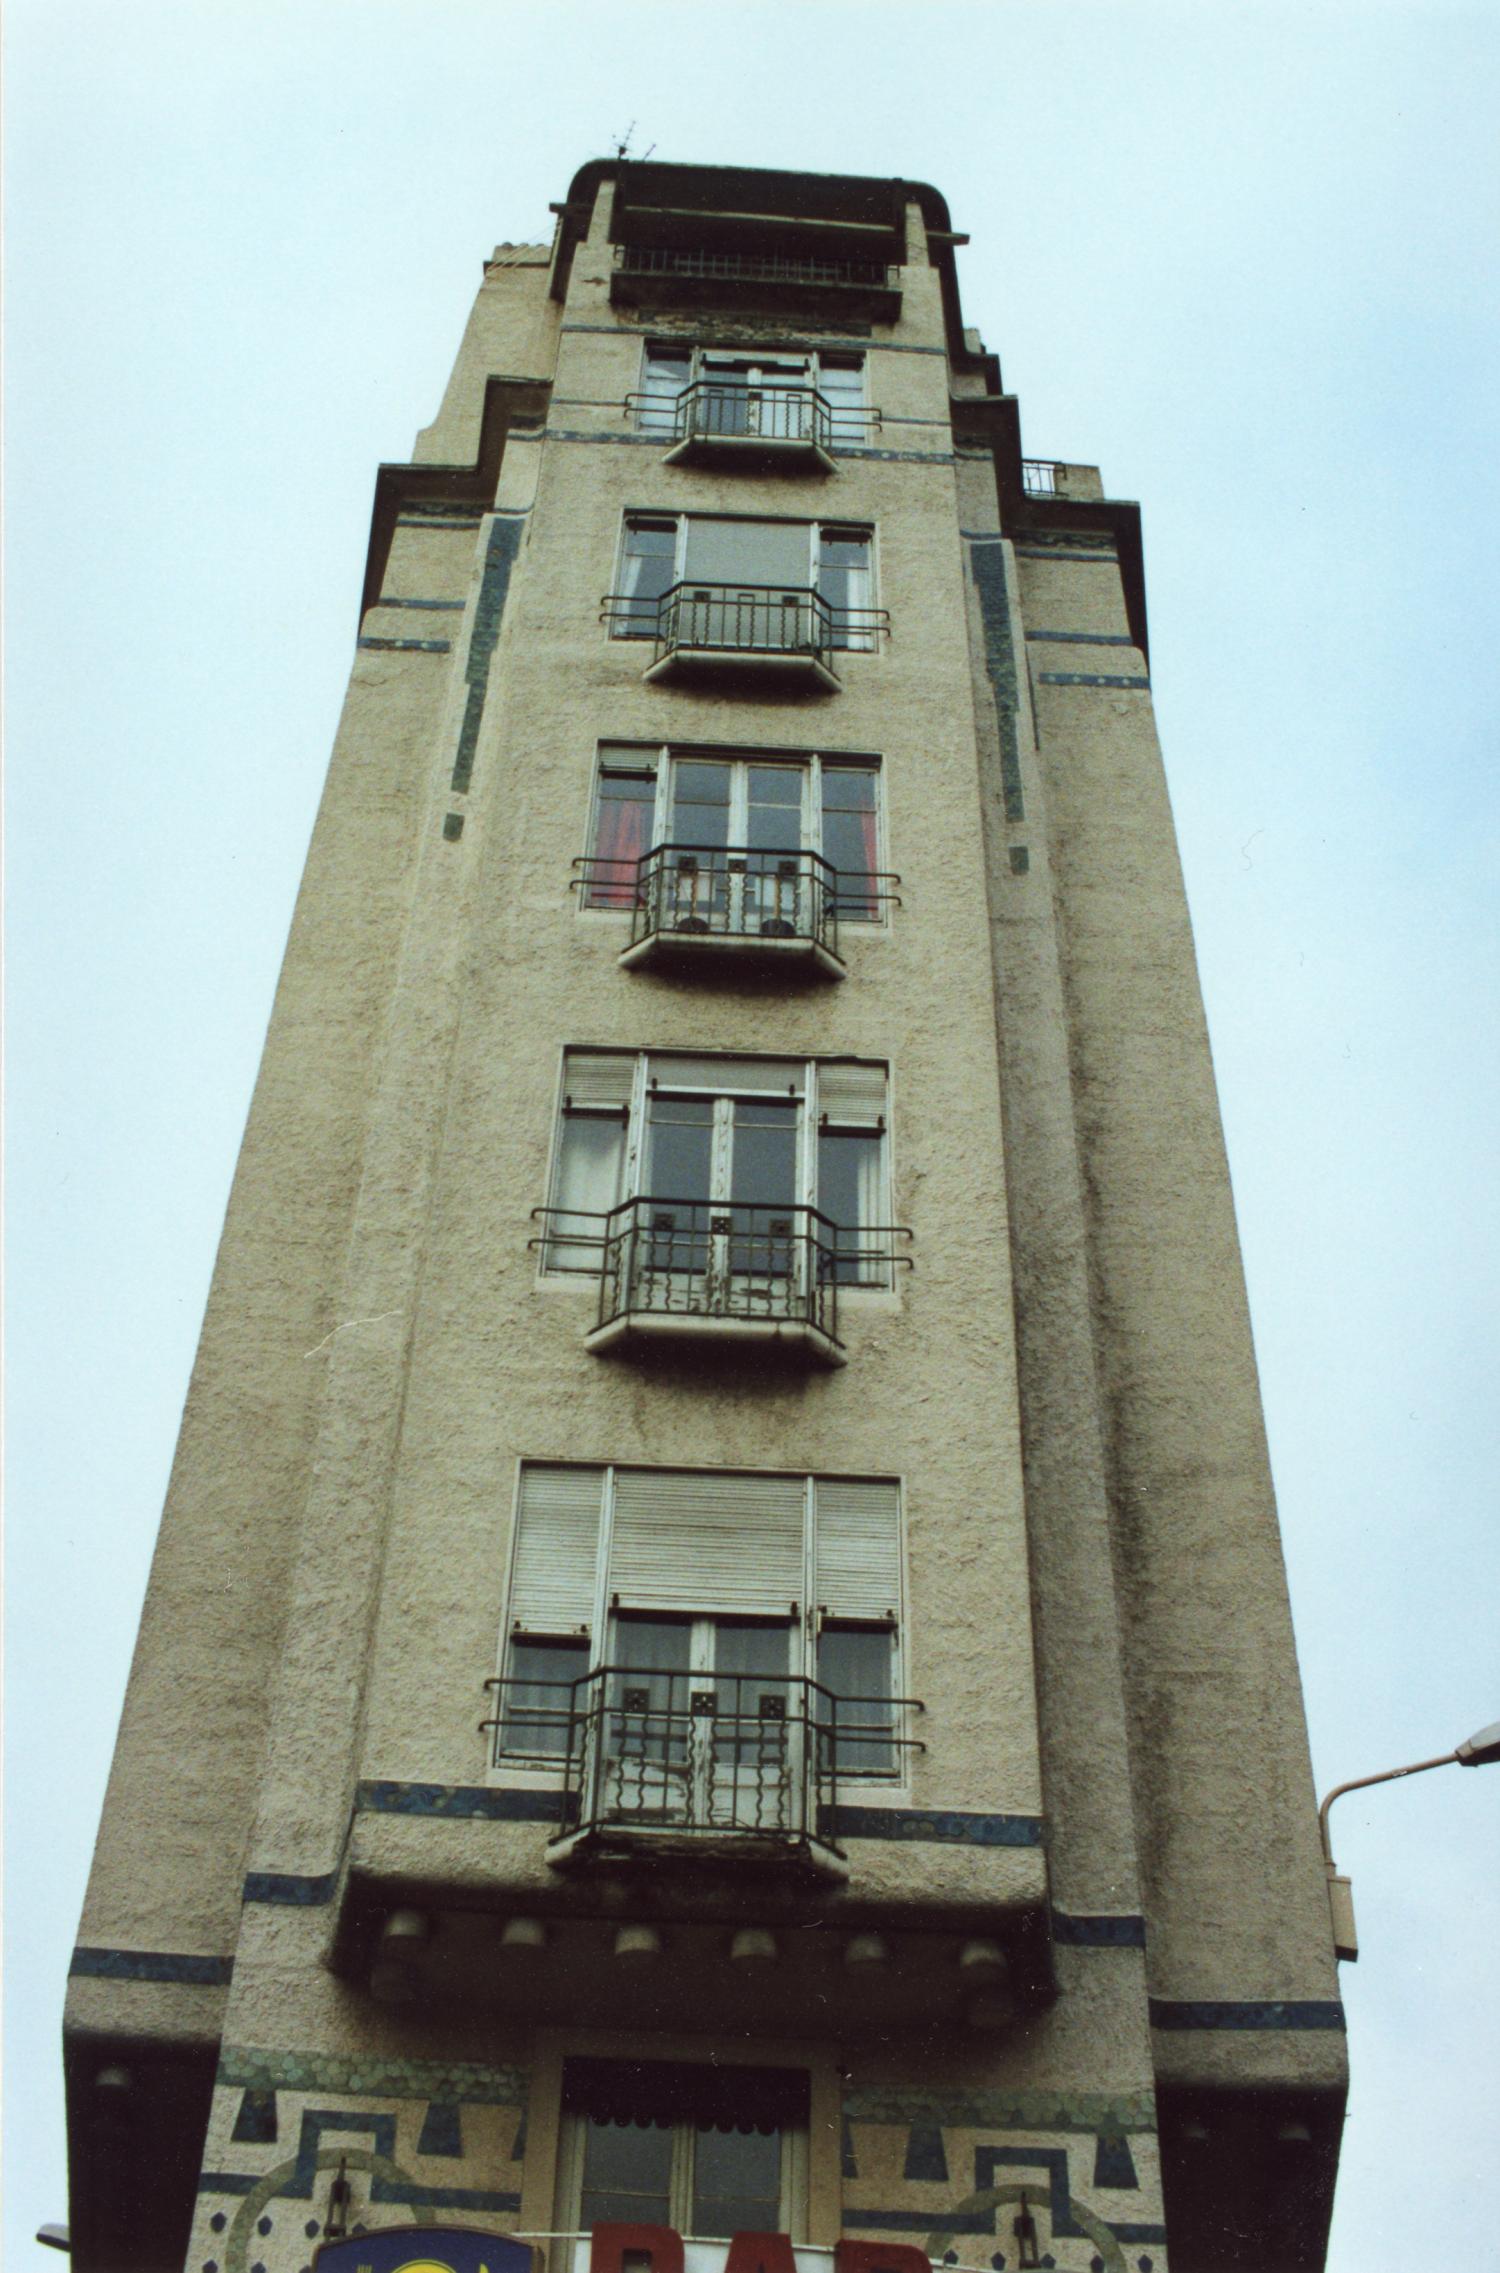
<box><xmin>628</xmin><ymin>380</ymin><xmax>872</xmax><ymax>472</ymax></box>
<box><xmin>535</xmin><ymin>1196</ymin><xmax>910</xmax><ymax>1368</ymax></box>
<box><xmin>611</xmin><ymin>244</ymin><xmax>902</xmax><ymax>324</ymax></box>
<box><xmin>483</xmin><ymin>1666</ymin><xmax>921</xmax><ymax>1877</ymax></box>
<box><xmin>603</xmin><ymin>583</ymin><xmax>886</xmax><ymax>691</ymax></box>
<box><xmin>576</xmin><ymin>844</ymin><xmax>899</xmax><ymax>979</ymax></box>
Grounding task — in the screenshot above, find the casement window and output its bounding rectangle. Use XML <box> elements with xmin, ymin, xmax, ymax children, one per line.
<box><xmin>556</xmin><ymin>2057</ymin><xmax>809</xmax><ymax>2265</ymax></box>
<box><xmin>544</xmin><ymin>1050</ymin><xmax>890</xmax><ymax>1284</ymax></box>
<box><xmin>638</xmin><ymin>341</ymin><xmax>870</xmax><ymax>447</ymax></box>
<box><xmin>614</xmin><ymin>515</ymin><xmax>875</xmax><ymax>648</ymax></box>
<box><xmin>583</xmin><ymin>744</ymin><xmax>883</xmax><ymax>921</ymax></box>
<box><xmin>497</xmin><ymin>1462</ymin><xmax>903</xmax><ymax>1785</ymax></box>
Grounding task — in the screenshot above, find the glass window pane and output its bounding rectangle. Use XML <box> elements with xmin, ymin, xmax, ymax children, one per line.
<box><xmin>670</xmin><ymin>760</ymin><xmax>732</xmax><ymax>847</ymax></box>
<box><xmin>821</xmin><ymin>766</ymin><xmax>880</xmax><ymax>919</ymax></box>
<box><xmin>550</xmin><ymin>1113</ymin><xmax>626</xmax><ymax>1270</ymax></box>
<box><xmin>817</xmin><ymin>531</ymin><xmax>872</xmax><ymax>647</ymax></box>
<box><xmin>646</xmin><ymin>1094</ymin><xmax>714</xmax><ymax>1201</ymax></box>
<box><xmin>617</xmin><ymin>520</ymin><xmax>678</xmax><ymax>636</ymax></box>
<box><xmin>640</xmin><ymin>349</ymin><xmax>690</xmax><ymax>434</ymax></box>
<box><xmin>608</xmin><ymin>1617</ymin><xmax>692</xmax><ymax>1777</ymax></box>
<box><xmin>691</xmin><ymin>2125</ymin><xmax>783</xmax><ymax>2238</ymax></box>
<box><xmin>817</xmin><ymin>358</ymin><xmax>867</xmax><ymax>446</ymax></box>
<box><xmin>502</xmin><ymin>1638</ymin><xmax>590</xmax><ymax>1757</ymax></box>
<box><xmin>817</xmin><ymin>1127</ymin><xmax>883</xmax><ymax>1285</ymax></box>
<box><xmin>589</xmin><ymin>767</ymin><xmax>657</xmax><ymax>908</ymax></box>
<box><xmin>746</xmin><ymin>766</ymin><xmax>804</xmax><ymax>857</ymax></box>
<box><xmin>818</xmin><ymin>1625</ymin><xmax>895</xmax><ymax>1775</ymax></box>
<box><xmin>580</xmin><ymin>2116</ymin><xmax>674</xmax><ymax>2230</ymax></box>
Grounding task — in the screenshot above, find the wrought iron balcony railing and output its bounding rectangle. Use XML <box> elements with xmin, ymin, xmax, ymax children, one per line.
<box><xmin>1021</xmin><ymin>458</ymin><xmax>1061</xmax><ymax>497</ymax></box>
<box><xmin>482</xmin><ymin>1665</ymin><xmax>923</xmax><ymax>1866</ymax></box>
<box><xmin>533</xmin><ymin>1195</ymin><xmax>911</xmax><ymax>1366</ymax></box>
<box><xmin>615</xmin><ymin>245</ymin><xmax>899</xmax><ymax>293</ymax></box>
<box><xmin>627</xmin><ymin>379</ymin><xmax>875</xmax><ymax>462</ymax></box>
<box><xmin>603</xmin><ymin>581</ymin><xmax>886</xmax><ymax>689</ymax></box>
<box><xmin>575</xmin><ymin>842</ymin><xmax>900</xmax><ymax>974</ymax></box>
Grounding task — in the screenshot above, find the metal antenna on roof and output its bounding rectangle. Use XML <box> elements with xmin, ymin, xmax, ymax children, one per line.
<box><xmin>613</xmin><ymin>123</ymin><xmax>636</xmax><ymax>159</ymax></box>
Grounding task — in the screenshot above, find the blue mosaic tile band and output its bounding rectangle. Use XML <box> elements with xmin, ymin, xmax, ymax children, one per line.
<box><xmin>1037</xmin><ymin>672</ymin><xmax>1149</xmax><ymax>690</ymax></box>
<box><xmin>243</xmin><ymin>1869</ymin><xmax>340</xmax><ymax>1907</ymax></box>
<box><xmin>451</xmin><ymin>513</ymin><xmax>525</xmax><ymax>795</ymax></box>
<box><xmin>543</xmin><ymin>429</ymin><xmax>954</xmax><ymax>466</ymax></box>
<box><xmin>70</xmin><ymin>1946</ymin><xmax>233</xmax><ymax>1986</ymax></box>
<box><xmin>967</xmin><ymin>538</ymin><xmax>1026</xmax><ymax>823</ymax></box>
<box><xmin>219</xmin><ymin>2044</ymin><xmax>527</xmax><ymax>2105</ymax></box>
<box><xmin>825</xmin><ymin>1804</ymin><xmax>1044</xmax><ymax>1846</ymax></box>
<box><xmin>1051</xmin><ymin>1911</ymin><xmax>1147</xmax><ymax>1947</ymax></box>
<box><xmin>200</xmin><ymin>2110</ymin><xmax>521</xmax><ymax>2211</ymax></box>
<box><xmin>1026</xmin><ymin>630</ymin><xmax>1136</xmax><ymax>646</ymax></box>
<box><xmin>1149</xmin><ymin>1997</ymin><xmax>1346</xmax><ymax>2031</ymax></box>
<box><xmin>368</xmin><ymin>597</ymin><xmax>465</xmax><ymax>611</ymax></box>
<box><xmin>358</xmin><ymin>636</ymin><xmax>453</xmax><ymax>654</ymax></box>
<box><xmin>397</xmin><ymin>516</ymin><xmax>482</xmax><ymax>531</ymax></box>
<box><xmin>844</xmin><ymin>2087</ymin><xmax>1157</xmax><ymax>2132</ymax></box>
<box><xmin>354</xmin><ymin>1780</ymin><xmax>572</xmax><ymax>1824</ymax></box>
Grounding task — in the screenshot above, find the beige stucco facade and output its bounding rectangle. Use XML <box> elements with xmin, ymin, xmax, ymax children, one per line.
<box><xmin>65</xmin><ymin>163</ymin><xmax>1345</xmax><ymax>2273</ymax></box>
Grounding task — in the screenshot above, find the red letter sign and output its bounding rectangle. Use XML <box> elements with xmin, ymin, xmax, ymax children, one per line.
<box><xmin>723</xmin><ymin>2235</ymin><xmax>799</xmax><ymax>2273</ymax></box>
<box><xmin>590</xmin><ymin>2226</ymin><xmax>686</xmax><ymax>2273</ymax></box>
<box><xmin>835</xmin><ymin>2244</ymin><xmax>931</xmax><ymax>2273</ymax></box>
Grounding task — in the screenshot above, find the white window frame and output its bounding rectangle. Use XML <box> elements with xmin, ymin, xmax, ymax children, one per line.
<box><xmin>638</xmin><ymin>340</ymin><xmax>871</xmax><ymax>447</ymax></box>
<box><xmin>581</xmin><ymin>743</ymin><xmax>888</xmax><ymax>925</ymax></box>
<box><xmin>540</xmin><ymin>1050</ymin><xmax>892</xmax><ymax>1285</ymax></box>
<box><xmin>552</xmin><ymin>2066</ymin><xmax>809</xmax><ymax>2273</ymax></box>
<box><xmin>494</xmin><ymin>1463</ymin><xmax>906</xmax><ymax>1788</ymax></box>
<box><xmin>612</xmin><ymin>514</ymin><xmax>877</xmax><ymax>648</ymax></box>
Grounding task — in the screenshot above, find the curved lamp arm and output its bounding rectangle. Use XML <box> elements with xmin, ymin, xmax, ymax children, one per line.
<box><xmin>1319</xmin><ymin>1719</ymin><xmax>1500</xmax><ymax>1869</ymax></box>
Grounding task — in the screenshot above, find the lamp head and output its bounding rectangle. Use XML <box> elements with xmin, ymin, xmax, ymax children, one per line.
<box><xmin>1456</xmin><ymin>1720</ymin><xmax>1500</xmax><ymax>1767</ymax></box>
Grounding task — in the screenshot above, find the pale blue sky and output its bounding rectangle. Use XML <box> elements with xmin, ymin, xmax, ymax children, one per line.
<box><xmin>5</xmin><ymin>4</ymin><xmax>1498</xmax><ymax>2266</ymax></box>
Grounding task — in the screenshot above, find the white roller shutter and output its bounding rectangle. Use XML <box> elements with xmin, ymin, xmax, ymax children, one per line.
<box><xmin>507</xmin><ymin>1465</ymin><xmax>604</xmax><ymax>1633</ymax></box>
<box><xmin>610</xmin><ymin>1468</ymin><xmax>806</xmax><ymax>1616</ymax></box>
<box><xmin>649</xmin><ymin>1054</ymin><xmax>803</xmax><ymax>1097</ymax></box>
<box><xmin>814</xmin><ymin>1478</ymin><xmax>901</xmax><ymax>1621</ymax></box>
<box><xmin>562</xmin><ymin>1053</ymin><xmax>635</xmax><ymax>1111</ymax></box>
<box><xmin>817</xmin><ymin>1060</ymin><xmax>887</xmax><ymax>1127</ymax></box>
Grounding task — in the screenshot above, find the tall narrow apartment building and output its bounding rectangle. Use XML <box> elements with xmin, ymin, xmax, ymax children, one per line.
<box><xmin>64</xmin><ymin>162</ymin><xmax>1347</xmax><ymax>2273</ymax></box>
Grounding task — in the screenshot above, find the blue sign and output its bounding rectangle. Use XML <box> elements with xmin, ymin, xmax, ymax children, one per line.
<box><xmin>314</xmin><ymin>2229</ymin><xmax>536</xmax><ymax>2273</ymax></box>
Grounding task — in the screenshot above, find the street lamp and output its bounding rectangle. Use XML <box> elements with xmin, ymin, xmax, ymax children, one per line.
<box><xmin>1319</xmin><ymin>1719</ymin><xmax>1500</xmax><ymax>1961</ymax></box>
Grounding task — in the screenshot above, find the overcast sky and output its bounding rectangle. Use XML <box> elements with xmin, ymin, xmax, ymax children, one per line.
<box><xmin>5</xmin><ymin>3</ymin><xmax>1498</xmax><ymax>2266</ymax></box>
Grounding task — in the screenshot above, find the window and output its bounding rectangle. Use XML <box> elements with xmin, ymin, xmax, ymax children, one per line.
<box><xmin>557</xmin><ymin>2058</ymin><xmax>809</xmax><ymax>2265</ymax></box>
<box><xmin>583</xmin><ymin>744</ymin><xmax>883</xmax><ymax>923</ymax></box>
<box><xmin>637</xmin><ymin>342</ymin><xmax>870</xmax><ymax>449</ymax></box>
<box><xmin>496</xmin><ymin>1464</ymin><xmax>904</xmax><ymax>1791</ymax></box>
<box><xmin>544</xmin><ymin>1051</ymin><xmax>890</xmax><ymax>1285</ymax></box>
<box><xmin>613</xmin><ymin>515</ymin><xmax>876</xmax><ymax>650</ymax></box>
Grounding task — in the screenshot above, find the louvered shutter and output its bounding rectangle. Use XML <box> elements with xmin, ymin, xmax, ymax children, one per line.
<box><xmin>562</xmin><ymin>1053</ymin><xmax>635</xmax><ymax>1111</ymax></box>
<box><xmin>609</xmin><ymin>1469</ymin><xmax>806</xmax><ymax>1615</ymax></box>
<box><xmin>507</xmin><ymin>1465</ymin><xmax>604</xmax><ymax>1633</ymax></box>
<box><xmin>817</xmin><ymin>1060</ymin><xmax>887</xmax><ymax>1126</ymax></box>
<box><xmin>814</xmin><ymin>1478</ymin><xmax>901</xmax><ymax>1621</ymax></box>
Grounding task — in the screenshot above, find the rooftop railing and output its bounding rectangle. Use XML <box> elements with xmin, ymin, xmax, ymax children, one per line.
<box><xmin>482</xmin><ymin>1665</ymin><xmax>923</xmax><ymax>1864</ymax></box>
<box><xmin>603</xmin><ymin>581</ymin><xmax>886</xmax><ymax>687</ymax></box>
<box><xmin>533</xmin><ymin>1195</ymin><xmax>911</xmax><ymax>1365</ymax></box>
<box><xmin>1021</xmin><ymin>458</ymin><xmax>1061</xmax><ymax>497</ymax></box>
<box><xmin>576</xmin><ymin>842</ymin><xmax>900</xmax><ymax>970</ymax></box>
<box><xmin>615</xmin><ymin>244</ymin><xmax>898</xmax><ymax>292</ymax></box>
